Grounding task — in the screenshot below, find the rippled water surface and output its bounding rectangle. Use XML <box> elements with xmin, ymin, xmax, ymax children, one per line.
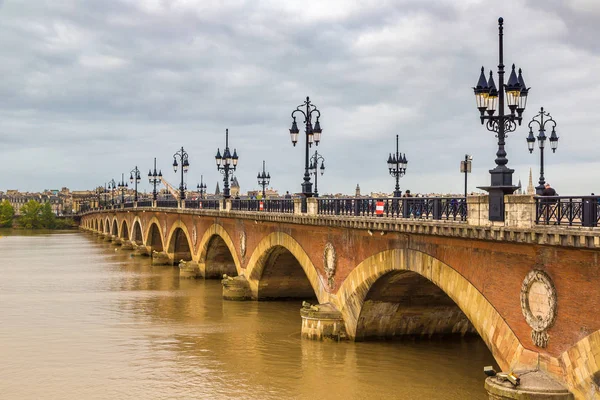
<box><xmin>0</xmin><ymin>231</ymin><xmax>495</xmax><ymax>399</ymax></box>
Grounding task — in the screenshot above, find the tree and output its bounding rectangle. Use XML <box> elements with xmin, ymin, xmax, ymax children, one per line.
<box><xmin>40</xmin><ymin>202</ymin><xmax>56</xmax><ymax>229</ymax></box>
<box><xmin>0</xmin><ymin>200</ymin><xmax>15</xmax><ymax>228</ymax></box>
<box><xmin>18</xmin><ymin>200</ymin><xmax>42</xmax><ymax>229</ymax></box>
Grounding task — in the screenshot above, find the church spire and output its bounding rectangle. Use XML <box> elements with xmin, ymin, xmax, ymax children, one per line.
<box><xmin>527</xmin><ymin>168</ymin><xmax>535</xmax><ymax>195</ymax></box>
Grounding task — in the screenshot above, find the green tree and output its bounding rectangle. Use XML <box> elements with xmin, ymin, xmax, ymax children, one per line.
<box><xmin>40</xmin><ymin>202</ymin><xmax>56</xmax><ymax>229</ymax></box>
<box><xmin>18</xmin><ymin>200</ymin><xmax>42</xmax><ymax>229</ymax></box>
<box><xmin>0</xmin><ymin>200</ymin><xmax>15</xmax><ymax>227</ymax></box>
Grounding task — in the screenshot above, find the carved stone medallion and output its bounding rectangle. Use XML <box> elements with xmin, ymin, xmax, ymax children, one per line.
<box><xmin>323</xmin><ymin>242</ymin><xmax>336</xmax><ymax>290</ymax></box>
<box><xmin>520</xmin><ymin>270</ymin><xmax>557</xmax><ymax>348</ymax></box>
<box><xmin>240</xmin><ymin>232</ymin><xmax>247</xmax><ymax>258</ymax></box>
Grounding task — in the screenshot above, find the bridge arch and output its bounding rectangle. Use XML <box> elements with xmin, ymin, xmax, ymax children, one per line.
<box><xmin>105</xmin><ymin>217</ymin><xmax>111</xmax><ymax>234</ymax></box>
<box><xmin>197</xmin><ymin>224</ymin><xmax>241</xmax><ymax>278</ymax></box>
<box><xmin>131</xmin><ymin>218</ymin><xmax>143</xmax><ymax>245</ymax></box>
<box><xmin>120</xmin><ymin>220</ymin><xmax>129</xmax><ymax>240</ymax></box>
<box><xmin>165</xmin><ymin>220</ymin><xmax>193</xmax><ymax>264</ymax></box>
<box><xmin>245</xmin><ymin>232</ymin><xmax>327</xmax><ymax>303</ymax></box>
<box><xmin>145</xmin><ymin>217</ymin><xmax>164</xmax><ymax>253</ymax></box>
<box><xmin>99</xmin><ymin>219</ymin><xmax>104</xmax><ymax>233</ymax></box>
<box><xmin>334</xmin><ymin>249</ymin><xmax>527</xmax><ymax>372</ymax></box>
<box><xmin>111</xmin><ymin>218</ymin><xmax>118</xmax><ymax>236</ymax></box>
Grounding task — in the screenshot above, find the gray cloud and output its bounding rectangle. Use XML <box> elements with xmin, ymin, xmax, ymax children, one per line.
<box><xmin>0</xmin><ymin>0</ymin><xmax>599</xmax><ymax>196</ymax></box>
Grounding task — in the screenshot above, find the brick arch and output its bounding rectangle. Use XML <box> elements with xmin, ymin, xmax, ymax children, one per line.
<box><xmin>99</xmin><ymin>219</ymin><xmax>104</xmax><ymax>233</ymax></box>
<box><xmin>165</xmin><ymin>220</ymin><xmax>193</xmax><ymax>264</ymax></box>
<box><xmin>120</xmin><ymin>220</ymin><xmax>129</xmax><ymax>240</ymax></box>
<box><xmin>334</xmin><ymin>248</ymin><xmax>534</xmax><ymax>373</ymax></box>
<box><xmin>131</xmin><ymin>217</ymin><xmax>144</xmax><ymax>245</ymax></box>
<box><xmin>144</xmin><ymin>217</ymin><xmax>164</xmax><ymax>252</ymax></box>
<box><xmin>111</xmin><ymin>218</ymin><xmax>118</xmax><ymax>236</ymax></box>
<box><xmin>245</xmin><ymin>232</ymin><xmax>328</xmax><ymax>303</ymax></box>
<box><xmin>197</xmin><ymin>224</ymin><xmax>242</xmax><ymax>274</ymax></box>
<box><xmin>105</xmin><ymin>217</ymin><xmax>111</xmax><ymax>233</ymax></box>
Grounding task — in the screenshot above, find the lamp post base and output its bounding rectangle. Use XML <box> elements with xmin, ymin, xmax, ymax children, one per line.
<box><xmin>393</xmin><ymin>190</ymin><xmax>402</xmax><ymax>198</ymax></box>
<box><xmin>301</xmin><ymin>181</ymin><xmax>313</xmax><ymax>198</ymax></box>
<box><xmin>478</xmin><ymin>167</ymin><xmax>519</xmax><ymax>222</ymax></box>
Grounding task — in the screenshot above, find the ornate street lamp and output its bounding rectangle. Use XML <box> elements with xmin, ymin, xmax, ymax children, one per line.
<box><xmin>257</xmin><ymin>161</ymin><xmax>271</xmax><ymax>199</ymax></box>
<box><xmin>117</xmin><ymin>173</ymin><xmax>128</xmax><ymax>204</ymax></box>
<box><xmin>289</xmin><ymin>96</ymin><xmax>323</xmax><ymax>197</ymax></box>
<box><xmin>309</xmin><ymin>151</ymin><xmax>325</xmax><ymax>197</ymax></box>
<box><xmin>473</xmin><ymin>17</ymin><xmax>530</xmax><ymax>221</ymax></box>
<box><xmin>215</xmin><ymin>129</ymin><xmax>238</xmax><ymax>199</ymax></box>
<box><xmin>129</xmin><ymin>166</ymin><xmax>141</xmax><ymax>202</ymax></box>
<box><xmin>197</xmin><ymin>175</ymin><xmax>207</xmax><ymax>199</ymax></box>
<box><xmin>387</xmin><ymin>134</ymin><xmax>408</xmax><ymax>198</ymax></box>
<box><xmin>527</xmin><ymin>107</ymin><xmax>558</xmax><ymax>195</ymax></box>
<box><xmin>108</xmin><ymin>179</ymin><xmax>116</xmax><ymax>206</ymax></box>
<box><xmin>460</xmin><ymin>155</ymin><xmax>473</xmax><ymax>199</ymax></box>
<box><xmin>173</xmin><ymin>147</ymin><xmax>189</xmax><ymax>200</ymax></box>
<box><xmin>148</xmin><ymin>157</ymin><xmax>162</xmax><ymax>201</ymax></box>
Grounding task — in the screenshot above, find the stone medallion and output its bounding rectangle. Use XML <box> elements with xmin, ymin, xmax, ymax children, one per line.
<box><xmin>240</xmin><ymin>232</ymin><xmax>247</xmax><ymax>258</ymax></box>
<box><xmin>323</xmin><ymin>242</ymin><xmax>336</xmax><ymax>290</ymax></box>
<box><xmin>520</xmin><ymin>270</ymin><xmax>557</xmax><ymax>348</ymax></box>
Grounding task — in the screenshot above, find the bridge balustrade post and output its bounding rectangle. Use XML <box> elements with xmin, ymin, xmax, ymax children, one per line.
<box><xmin>152</xmin><ymin>200</ymin><xmax>157</xmax><ymax>208</ymax></box>
<box><xmin>504</xmin><ymin>195</ymin><xmax>535</xmax><ymax>228</ymax></box>
<box><xmin>432</xmin><ymin>198</ymin><xmax>442</xmax><ymax>220</ymax></box>
<box><xmin>220</xmin><ymin>199</ymin><xmax>231</xmax><ymax>212</ymax></box>
<box><xmin>402</xmin><ymin>199</ymin><xmax>410</xmax><ymax>218</ymax></box>
<box><xmin>582</xmin><ymin>198</ymin><xmax>597</xmax><ymax>227</ymax></box>
<box><xmin>293</xmin><ymin>198</ymin><xmax>303</xmax><ymax>215</ymax></box>
<box><xmin>466</xmin><ymin>195</ymin><xmax>489</xmax><ymax>226</ymax></box>
<box><xmin>180</xmin><ymin>199</ymin><xmax>185</xmax><ymax>209</ymax></box>
<box><xmin>306</xmin><ymin>198</ymin><xmax>318</xmax><ymax>215</ymax></box>
<box><xmin>133</xmin><ymin>201</ymin><xmax>137</xmax><ymax>209</ymax></box>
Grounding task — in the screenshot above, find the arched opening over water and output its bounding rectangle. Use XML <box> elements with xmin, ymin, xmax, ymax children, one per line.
<box><xmin>131</xmin><ymin>221</ymin><xmax>143</xmax><ymax>245</ymax></box>
<box><xmin>167</xmin><ymin>227</ymin><xmax>192</xmax><ymax>265</ymax></box>
<box><xmin>354</xmin><ymin>270</ymin><xmax>476</xmax><ymax>341</ymax></box>
<box><xmin>146</xmin><ymin>223</ymin><xmax>163</xmax><ymax>252</ymax></box>
<box><xmin>94</xmin><ymin>220</ymin><xmax>98</xmax><ymax>231</ymax></box>
<box><xmin>203</xmin><ymin>235</ymin><xmax>237</xmax><ymax>278</ymax></box>
<box><xmin>99</xmin><ymin>220</ymin><xmax>104</xmax><ymax>233</ymax></box>
<box><xmin>111</xmin><ymin>220</ymin><xmax>118</xmax><ymax>236</ymax></box>
<box><xmin>120</xmin><ymin>220</ymin><xmax>129</xmax><ymax>240</ymax></box>
<box><xmin>251</xmin><ymin>245</ymin><xmax>317</xmax><ymax>301</ymax></box>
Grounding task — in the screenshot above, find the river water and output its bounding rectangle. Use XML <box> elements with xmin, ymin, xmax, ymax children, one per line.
<box><xmin>0</xmin><ymin>231</ymin><xmax>495</xmax><ymax>399</ymax></box>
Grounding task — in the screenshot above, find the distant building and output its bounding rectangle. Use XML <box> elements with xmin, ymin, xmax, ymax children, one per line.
<box><xmin>231</xmin><ymin>176</ymin><xmax>240</xmax><ymax>198</ymax></box>
<box><xmin>355</xmin><ymin>184</ymin><xmax>361</xmax><ymax>197</ymax></box>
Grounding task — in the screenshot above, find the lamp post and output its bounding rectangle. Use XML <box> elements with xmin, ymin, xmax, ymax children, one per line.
<box><xmin>197</xmin><ymin>175</ymin><xmax>207</xmax><ymax>200</ymax></box>
<box><xmin>215</xmin><ymin>129</ymin><xmax>238</xmax><ymax>199</ymax></box>
<box><xmin>527</xmin><ymin>107</ymin><xmax>558</xmax><ymax>195</ymax></box>
<box><xmin>309</xmin><ymin>151</ymin><xmax>325</xmax><ymax>197</ymax></box>
<box><xmin>117</xmin><ymin>173</ymin><xmax>128</xmax><ymax>204</ymax></box>
<box><xmin>129</xmin><ymin>166</ymin><xmax>141</xmax><ymax>202</ymax></box>
<box><xmin>460</xmin><ymin>155</ymin><xmax>473</xmax><ymax>199</ymax></box>
<box><xmin>148</xmin><ymin>157</ymin><xmax>162</xmax><ymax>201</ymax></box>
<box><xmin>173</xmin><ymin>147</ymin><xmax>189</xmax><ymax>200</ymax></box>
<box><xmin>257</xmin><ymin>161</ymin><xmax>271</xmax><ymax>199</ymax></box>
<box><xmin>108</xmin><ymin>179</ymin><xmax>116</xmax><ymax>206</ymax></box>
<box><xmin>473</xmin><ymin>17</ymin><xmax>530</xmax><ymax>221</ymax></box>
<box><xmin>289</xmin><ymin>96</ymin><xmax>323</xmax><ymax>197</ymax></box>
<box><xmin>387</xmin><ymin>134</ymin><xmax>408</xmax><ymax>198</ymax></box>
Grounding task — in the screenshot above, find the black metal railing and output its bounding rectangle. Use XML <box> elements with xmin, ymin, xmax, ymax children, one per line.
<box><xmin>137</xmin><ymin>200</ymin><xmax>152</xmax><ymax>207</ymax></box>
<box><xmin>535</xmin><ymin>196</ymin><xmax>599</xmax><ymax>227</ymax></box>
<box><xmin>231</xmin><ymin>199</ymin><xmax>294</xmax><ymax>213</ymax></box>
<box><xmin>123</xmin><ymin>202</ymin><xmax>134</xmax><ymax>208</ymax></box>
<box><xmin>317</xmin><ymin>197</ymin><xmax>467</xmax><ymax>221</ymax></box>
<box><xmin>186</xmin><ymin>199</ymin><xmax>220</xmax><ymax>210</ymax></box>
<box><xmin>156</xmin><ymin>200</ymin><xmax>178</xmax><ymax>208</ymax></box>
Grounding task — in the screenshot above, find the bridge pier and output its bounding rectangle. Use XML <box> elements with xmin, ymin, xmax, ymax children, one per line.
<box><xmin>111</xmin><ymin>236</ymin><xmax>122</xmax><ymax>245</ymax></box>
<box><xmin>132</xmin><ymin>245</ymin><xmax>150</xmax><ymax>257</ymax></box>
<box><xmin>485</xmin><ymin>370</ymin><xmax>573</xmax><ymax>399</ymax></box>
<box><xmin>103</xmin><ymin>234</ymin><xmax>113</xmax><ymax>242</ymax></box>
<box><xmin>300</xmin><ymin>302</ymin><xmax>347</xmax><ymax>341</ymax></box>
<box><xmin>151</xmin><ymin>251</ymin><xmax>171</xmax><ymax>266</ymax></box>
<box><xmin>120</xmin><ymin>240</ymin><xmax>134</xmax><ymax>250</ymax></box>
<box><xmin>222</xmin><ymin>275</ymin><xmax>252</xmax><ymax>301</ymax></box>
<box><xmin>179</xmin><ymin>260</ymin><xmax>201</xmax><ymax>278</ymax></box>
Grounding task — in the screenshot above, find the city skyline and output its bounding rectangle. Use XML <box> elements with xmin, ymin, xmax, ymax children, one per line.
<box><xmin>0</xmin><ymin>1</ymin><xmax>599</xmax><ymax>195</ymax></box>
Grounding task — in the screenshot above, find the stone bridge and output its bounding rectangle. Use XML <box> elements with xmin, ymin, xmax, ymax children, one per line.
<box><xmin>80</xmin><ymin>196</ymin><xmax>600</xmax><ymax>399</ymax></box>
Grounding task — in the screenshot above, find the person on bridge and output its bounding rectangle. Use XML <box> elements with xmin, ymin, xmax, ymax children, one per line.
<box><xmin>284</xmin><ymin>191</ymin><xmax>292</xmax><ymax>199</ymax></box>
<box><xmin>402</xmin><ymin>190</ymin><xmax>412</xmax><ymax>198</ymax></box>
<box><xmin>541</xmin><ymin>183</ymin><xmax>557</xmax><ymax>197</ymax></box>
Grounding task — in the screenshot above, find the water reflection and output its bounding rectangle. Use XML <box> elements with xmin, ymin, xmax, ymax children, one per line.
<box><xmin>0</xmin><ymin>232</ymin><xmax>495</xmax><ymax>399</ymax></box>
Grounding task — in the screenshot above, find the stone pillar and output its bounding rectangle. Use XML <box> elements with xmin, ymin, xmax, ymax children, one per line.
<box><xmin>219</xmin><ymin>199</ymin><xmax>231</xmax><ymax>212</ymax></box>
<box><xmin>222</xmin><ymin>275</ymin><xmax>252</xmax><ymax>301</ymax></box>
<box><xmin>152</xmin><ymin>200</ymin><xmax>157</xmax><ymax>208</ymax></box>
<box><xmin>121</xmin><ymin>240</ymin><xmax>134</xmax><ymax>250</ymax></box>
<box><xmin>180</xmin><ymin>199</ymin><xmax>185</xmax><ymax>209</ymax></box>
<box><xmin>484</xmin><ymin>370</ymin><xmax>573</xmax><ymax>399</ymax></box>
<box><xmin>504</xmin><ymin>195</ymin><xmax>535</xmax><ymax>229</ymax></box>
<box><xmin>179</xmin><ymin>260</ymin><xmax>201</xmax><ymax>278</ymax></box>
<box><xmin>111</xmin><ymin>236</ymin><xmax>123</xmax><ymax>245</ymax></box>
<box><xmin>306</xmin><ymin>197</ymin><xmax>318</xmax><ymax>216</ymax></box>
<box><xmin>293</xmin><ymin>198</ymin><xmax>303</xmax><ymax>215</ymax></box>
<box><xmin>151</xmin><ymin>251</ymin><xmax>171</xmax><ymax>266</ymax></box>
<box><xmin>103</xmin><ymin>234</ymin><xmax>113</xmax><ymax>242</ymax></box>
<box><xmin>467</xmin><ymin>195</ymin><xmax>490</xmax><ymax>226</ymax></box>
<box><xmin>300</xmin><ymin>302</ymin><xmax>347</xmax><ymax>341</ymax></box>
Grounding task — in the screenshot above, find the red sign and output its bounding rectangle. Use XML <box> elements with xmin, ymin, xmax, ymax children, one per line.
<box><xmin>259</xmin><ymin>201</ymin><xmax>264</xmax><ymax>211</ymax></box>
<box><xmin>376</xmin><ymin>201</ymin><xmax>384</xmax><ymax>216</ymax></box>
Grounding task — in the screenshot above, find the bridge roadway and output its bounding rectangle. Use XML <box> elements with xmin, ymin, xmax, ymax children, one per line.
<box><xmin>80</xmin><ymin>195</ymin><xmax>600</xmax><ymax>399</ymax></box>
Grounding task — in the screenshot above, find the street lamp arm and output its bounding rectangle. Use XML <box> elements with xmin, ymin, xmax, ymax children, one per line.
<box><xmin>291</xmin><ymin>107</ymin><xmax>307</xmax><ymax>121</ymax></box>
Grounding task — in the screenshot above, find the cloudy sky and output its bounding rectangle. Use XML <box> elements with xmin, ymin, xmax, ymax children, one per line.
<box><xmin>0</xmin><ymin>0</ymin><xmax>599</xmax><ymax>196</ymax></box>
